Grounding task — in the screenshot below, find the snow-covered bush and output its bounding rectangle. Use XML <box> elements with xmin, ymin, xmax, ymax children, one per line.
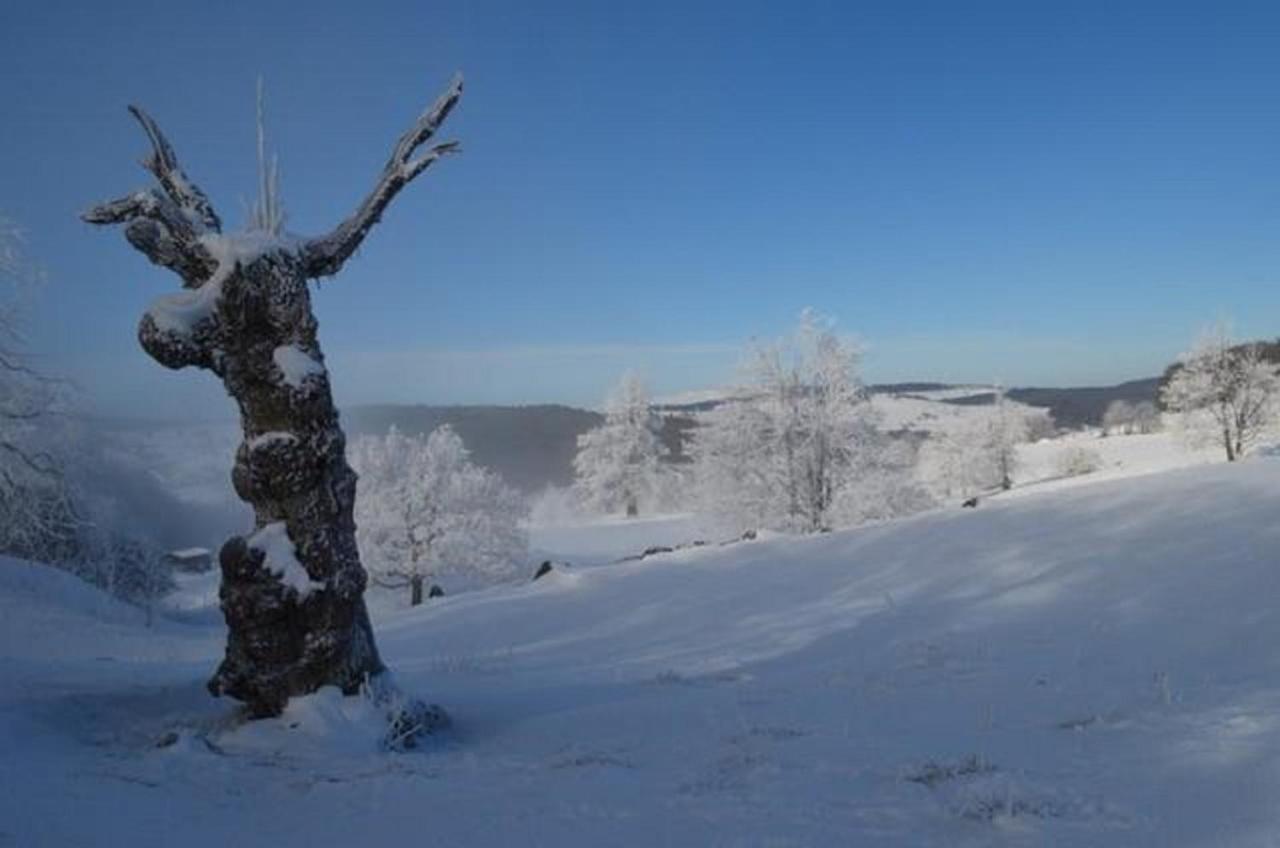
<box><xmin>573</xmin><ymin>373</ymin><xmax>668</xmax><ymax>517</ymax></box>
<box><xmin>918</xmin><ymin>389</ymin><xmax>1045</xmax><ymax>499</ymax></box>
<box><xmin>1131</xmin><ymin>401</ymin><xmax>1162</xmax><ymax>434</ymax></box>
<box><xmin>833</xmin><ymin>437</ymin><xmax>936</xmax><ymax>525</ymax></box>
<box><xmin>1102</xmin><ymin>400</ymin><xmax>1133</xmax><ymax>436</ymax></box>
<box><xmin>0</xmin><ymin>435</ymin><xmax>176</xmax><ymax>611</ymax></box>
<box><xmin>0</xmin><ymin>474</ymin><xmax>78</xmax><ymax>564</ymax></box>
<box><xmin>1055</xmin><ymin>445</ymin><xmax>1103</xmax><ymax>478</ymax></box>
<box><xmin>1024</xmin><ymin>408</ymin><xmax>1058</xmax><ymax>442</ymax></box>
<box><xmin>351</xmin><ymin>425</ymin><xmax>528</xmax><ymax>602</ymax></box>
<box><xmin>528</xmin><ymin>485</ymin><xmax>581</xmax><ymax>525</ymax></box>
<box><xmin>918</xmin><ymin>426</ymin><xmax>987</xmax><ymax>501</ymax></box>
<box><xmin>1103</xmin><ymin>399</ymin><xmax>1161</xmax><ymax>436</ymax></box>
<box><xmin>71</xmin><ymin>534</ymin><xmax>171</xmax><ymax>618</ymax></box>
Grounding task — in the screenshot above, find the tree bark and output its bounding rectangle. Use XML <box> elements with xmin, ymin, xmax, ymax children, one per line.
<box><xmin>200</xmin><ymin>250</ymin><xmax>381</xmax><ymax>716</ymax></box>
<box><xmin>410</xmin><ymin>574</ymin><xmax>424</xmax><ymax>607</ymax></box>
<box><xmin>84</xmin><ymin>78</ymin><xmax>462</xmax><ymax>730</ymax></box>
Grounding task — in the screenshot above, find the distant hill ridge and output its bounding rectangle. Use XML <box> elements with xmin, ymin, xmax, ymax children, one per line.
<box><xmin>343</xmin><ymin>376</ymin><xmax>1162</xmax><ymax>491</ymax></box>
<box><xmin>941</xmin><ymin>378</ymin><xmax>1163</xmax><ymax>430</ymax></box>
<box><xmin>344</xmin><ymin>404</ymin><xmax>603</xmax><ymax>493</ymax></box>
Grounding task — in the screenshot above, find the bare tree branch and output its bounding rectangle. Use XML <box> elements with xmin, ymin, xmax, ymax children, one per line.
<box><xmin>302</xmin><ymin>75</ymin><xmax>462</xmax><ymax>279</ymax></box>
<box><xmin>0</xmin><ymin>348</ymin><xmax>64</xmax><ymax>382</ymax></box>
<box><xmin>84</xmin><ymin>190</ymin><xmax>217</xmax><ymax>283</ymax></box>
<box><xmin>126</xmin><ymin>106</ymin><xmax>222</xmax><ymax>234</ymax></box>
<box><xmin>0</xmin><ymin>439</ymin><xmax>58</xmax><ymax>478</ymax></box>
<box><xmin>82</xmin><ymin>108</ymin><xmax>223</xmax><ymax>284</ymax></box>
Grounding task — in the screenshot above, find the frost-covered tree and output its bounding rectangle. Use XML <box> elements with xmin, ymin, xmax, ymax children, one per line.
<box><xmin>1161</xmin><ymin>326</ymin><xmax>1280</xmax><ymax>462</ymax></box>
<box><xmin>691</xmin><ymin>391</ymin><xmax>780</xmax><ymax>530</ymax></box>
<box><xmin>573</xmin><ymin>373</ymin><xmax>667</xmax><ymax>517</ymax></box>
<box><xmin>692</xmin><ymin>310</ymin><xmax>920</xmax><ymax>533</ymax></box>
<box><xmin>83</xmin><ymin>77</ymin><xmax>463</xmax><ymax>729</ymax></box>
<box><xmin>986</xmin><ymin>385</ymin><xmax>1025</xmax><ymax>491</ymax></box>
<box><xmin>351</xmin><ymin>426</ymin><xmax>527</xmax><ymax>605</ymax></box>
<box><xmin>1</xmin><ymin>223</ymin><xmax>174</xmax><ymax>612</ymax></box>
<box><xmin>919</xmin><ymin>424</ymin><xmax>997</xmax><ymax>501</ymax></box>
<box><xmin>919</xmin><ymin>389</ymin><xmax>1036</xmax><ymax>500</ymax></box>
<box><xmin>0</xmin><ymin>217</ymin><xmax>79</xmax><ymax>564</ymax></box>
<box><xmin>1103</xmin><ymin>399</ymin><xmax>1162</xmax><ymax>436</ymax></box>
<box><xmin>1131</xmin><ymin>400</ymin><xmax>1162</xmax><ymax>434</ymax></box>
<box><xmin>1055</xmin><ymin>444</ymin><xmax>1103</xmax><ymax>478</ymax></box>
<box><xmin>1102</xmin><ymin>400</ymin><xmax>1135</xmax><ymax>435</ymax></box>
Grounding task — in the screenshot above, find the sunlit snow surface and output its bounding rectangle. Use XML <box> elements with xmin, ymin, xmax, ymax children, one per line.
<box><xmin>3</xmin><ymin>453</ymin><xmax>1280</xmax><ymax>846</ymax></box>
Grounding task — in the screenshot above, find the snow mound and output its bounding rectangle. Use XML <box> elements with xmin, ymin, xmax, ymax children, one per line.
<box><xmin>247</xmin><ymin>522</ymin><xmax>322</xmax><ymax>596</ymax></box>
<box><xmin>271</xmin><ymin>344</ymin><xmax>324</xmax><ymax>388</ymax></box>
<box><xmin>0</xmin><ymin>556</ymin><xmax>149</xmax><ymax>636</ymax></box>
<box><xmin>216</xmin><ymin>686</ymin><xmax>390</xmax><ymax>758</ymax></box>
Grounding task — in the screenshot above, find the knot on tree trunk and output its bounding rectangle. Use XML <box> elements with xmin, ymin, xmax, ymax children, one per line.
<box><xmin>234</xmin><ymin>431</ymin><xmax>327</xmax><ymax>502</ymax></box>
<box><xmin>137</xmin><ymin>297</ymin><xmax>219</xmax><ymax>371</ymax></box>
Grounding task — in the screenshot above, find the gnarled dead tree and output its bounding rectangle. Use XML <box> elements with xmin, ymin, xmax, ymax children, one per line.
<box><xmin>84</xmin><ymin>77</ymin><xmax>463</xmax><ymax>730</ymax></box>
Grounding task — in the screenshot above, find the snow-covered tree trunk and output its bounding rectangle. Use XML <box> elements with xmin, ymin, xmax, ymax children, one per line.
<box><xmin>83</xmin><ymin>79</ymin><xmax>463</xmax><ymax>722</ymax></box>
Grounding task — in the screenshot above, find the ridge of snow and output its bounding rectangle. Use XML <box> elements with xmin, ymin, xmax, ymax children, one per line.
<box><xmin>143</xmin><ymin>232</ymin><xmax>301</xmax><ymax>337</ymax></box>
<box><xmin>271</xmin><ymin>345</ymin><xmax>324</xmax><ymax>388</ymax></box>
<box><xmin>247</xmin><ymin>522</ymin><xmax>322</xmax><ymax>596</ymax></box>
<box><xmin>197</xmin><ymin>231</ymin><xmax>298</xmax><ymax>288</ymax></box>
<box><xmin>145</xmin><ymin>281</ymin><xmax>223</xmax><ymax>336</ymax></box>
<box><xmin>247</xmin><ymin>430</ymin><xmax>298</xmax><ymax>451</ymax></box>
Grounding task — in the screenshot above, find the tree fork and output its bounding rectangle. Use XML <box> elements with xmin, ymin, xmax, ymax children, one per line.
<box><xmin>83</xmin><ymin>77</ymin><xmax>463</xmax><ymax>734</ymax></box>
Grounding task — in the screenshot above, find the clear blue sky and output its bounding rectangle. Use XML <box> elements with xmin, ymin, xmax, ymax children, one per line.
<box><xmin>4</xmin><ymin>0</ymin><xmax>1280</xmax><ymax>417</ymax></box>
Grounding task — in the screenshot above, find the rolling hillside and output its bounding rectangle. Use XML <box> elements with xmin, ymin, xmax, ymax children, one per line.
<box><xmin>3</xmin><ymin>456</ymin><xmax>1278</xmax><ymax>845</ymax></box>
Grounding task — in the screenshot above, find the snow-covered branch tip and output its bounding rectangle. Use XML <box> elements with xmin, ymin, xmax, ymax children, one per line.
<box><xmin>301</xmin><ymin>74</ymin><xmax>463</xmax><ymax>279</ymax></box>
<box><xmin>126</xmin><ymin>106</ymin><xmax>222</xmax><ymax>233</ymax></box>
<box><xmin>82</xmin><ymin>106</ymin><xmax>222</xmax><ymax>283</ymax></box>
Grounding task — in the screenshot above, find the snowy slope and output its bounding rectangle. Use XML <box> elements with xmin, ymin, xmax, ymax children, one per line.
<box><xmin>1013</xmin><ymin>430</ymin><xmax>1223</xmax><ymax>495</ymax></box>
<box><xmin>3</xmin><ymin>459</ymin><xmax>1280</xmax><ymax>846</ymax></box>
<box><xmin>528</xmin><ymin>512</ymin><xmax>721</xmax><ymax>567</ymax></box>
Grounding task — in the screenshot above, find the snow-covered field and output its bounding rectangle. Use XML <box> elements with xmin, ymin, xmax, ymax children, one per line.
<box><xmin>528</xmin><ymin>512</ymin><xmax>720</xmax><ymax>567</ymax></box>
<box><xmin>3</xmin><ymin>450</ymin><xmax>1280</xmax><ymax>846</ymax></box>
<box><xmin>1013</xmin><ymin>430</ymin><xmax>1223</xmax><ymax>495</ymax></box>
<box><xmin>870</xmin><ymin>388</ymin><xmax>1014</xmax><ymax>433</ymax></box>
